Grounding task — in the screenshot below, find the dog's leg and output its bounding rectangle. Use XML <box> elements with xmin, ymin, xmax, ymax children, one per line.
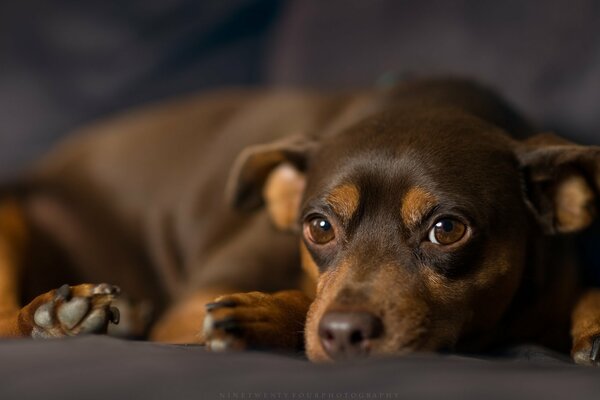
<box><xmin>149</xmin><ymin>289</ymin><xmax>232</xmax><ymax>344</ymax></box>
<box><xmin>571</xmin><ymin>289</ymin><xmax>600</xmax><ymax>365</ymax></box>
<box><xmin>151</xmin><ymin>289</ymin><xmax>312</xmax><ymax>352</ymax></box>
<box><xmin>0</xmin><ymin>199</ymin><xmax>29</xmax><ymax>336</ymax></box>
<box><xmin>0</xmin><ymin>199</ymin><xmax>120</xmax><ymax>338</ymax></box>
<box><xmin>202</xmin><ymin>290</ymin><xmax>312</xmax><ymax>352</ymax></box>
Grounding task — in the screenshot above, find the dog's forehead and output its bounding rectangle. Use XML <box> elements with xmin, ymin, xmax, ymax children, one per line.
<box><xmin>305</xmin><ymin>111</ymin><xmax>520</xmax><ymax>219</ymax></box>
<box><xmin>316</xmin><ymin>108</ymin><xmax>513</xmax><ymax>164</ymax></box>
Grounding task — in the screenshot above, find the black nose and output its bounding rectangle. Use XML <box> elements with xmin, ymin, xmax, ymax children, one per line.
<box><xmin>318</xmin><ymin>311</ymin><xmax>383</xmax><ymax>359</ymax></box>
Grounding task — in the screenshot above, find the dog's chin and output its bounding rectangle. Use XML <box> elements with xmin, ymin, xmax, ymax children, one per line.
<box><xmin>305</xmin><ymin>336</ymin><xmax>453</xmax><ymax>363</ymax></box>
<box><xmin>305</xmin><ymin>344</ymin><xmax>421</xmax><ymax>363</ymax></box>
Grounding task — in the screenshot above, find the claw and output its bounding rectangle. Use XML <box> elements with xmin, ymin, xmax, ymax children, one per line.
<box><xmin>109</xmin><ymin>306</ymin><xmax>120</xmax><ymax>324</ymax></box>
<box><xmin>54</xmin><ymin>284</ymin><xmax>71</xmax><ymax>301</ymax></box>
<box><xmin>590</xmin><ymin>336</ymin><xmax>600</xmax><ymax>363</ymax></box>
<box><xmin>205</xmin><ymin>300</ymin><xmax>236</xmax><ymax>311</ymax></box>
<box><xmin>213</xmin><ymin>317</ymin><xmax>242</xmax><ymax>334</ymax></box>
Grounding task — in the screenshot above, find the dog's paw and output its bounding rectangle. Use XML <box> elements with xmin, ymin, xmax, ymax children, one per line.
<box><xmin>202</xmin><ymin>291</ymin><xmax>305</xmax><ymax>353</ymax></box>
<box><xmin>21</xmin><ymin>283</ymin><xmax>121</xmax><ymax>339</ymax></box>
<box><xmin>572</xmin><ymin>334</ymin><xmax>600</xmax><ymax>366</ymax></box>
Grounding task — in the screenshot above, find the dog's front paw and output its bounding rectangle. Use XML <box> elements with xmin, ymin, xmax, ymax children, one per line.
<box><xmin>572</xmin><ymin>334</ymin><xmax>600</xmax><ymax>366</ymax></box>
<box><xmin>202</xmin><ymin>291</ymin><xmax>306</xmax><ymax>353</ymax></box>
<box><xmin>20</xmin><ymin>283</ymin><xmax>121</xmax><ymax>339</ymax></box>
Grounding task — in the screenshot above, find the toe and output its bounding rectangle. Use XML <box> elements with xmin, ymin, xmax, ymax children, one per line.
<box><xmin>33</xmin><ymin>302</ymin><xmax>55</xmax><ymax>329</ymax></box>
<box><xmin>590</xmin><ymin>336</ymin><xmax>600</xmax><ymax>363</ymax></box>
<box><xmin>57</xmin><ymin>297</ymin><xmax>90</xmax><ymax>330</ymax></box>
<box><xmin>76</xmin><ymin>308</ymin><xmax>109</xmax><ymax>334</ymax></box>
<box><xmin>92</xmin><ymin>283</ymin><xmax>121</xmax><ymax>296</ymax></box>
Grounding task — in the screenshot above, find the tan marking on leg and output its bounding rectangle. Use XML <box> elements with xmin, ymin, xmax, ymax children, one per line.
<box><xmin>0</xmin><ymin>199</ymin><xmax>30</xmax><ymax>337</ymax></box>
<box><xmin>326</xmin><ymin>183</ymin><xmax>360</xmax><ymax>223</ymax></box>
<box><xmin>0</xmin><ymin>199</ymin><xmax>28</xmax><ymax>314</ymax></box>
<box><xmin>150</xmin><ymin>288</ymin><xmax>234</xmax><ymax>344</ymax></box>
<box><xmin>401</xmin><ymin>187</ymin><xmax>437</xmax><ymax>228</ymax></box>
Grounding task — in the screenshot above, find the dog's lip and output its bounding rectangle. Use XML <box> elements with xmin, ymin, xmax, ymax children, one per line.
<box><xmin>315</xmin><ymin>325</ymin><xmax>432</xmax><ymax>361</ymax></box>
<box><xmin>368</xmin><ymin>322</ymin><xmax>452</xmax><ymax>358</ymax></box>
<box><xmin>309</xmin><ymin>329</ymin><xmax>434</xmax><ymax>362</ymax></box>
<box><xmin>322</xmin><ymin>341</ymin><xmax>419</xmax><ymax>362</ymax></box>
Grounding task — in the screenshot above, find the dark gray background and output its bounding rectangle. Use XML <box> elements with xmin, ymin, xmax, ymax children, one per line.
<box><xmin>2</xmin><ymin>0</ymin><xmax>600</xmax><ymax>178</ymax></box>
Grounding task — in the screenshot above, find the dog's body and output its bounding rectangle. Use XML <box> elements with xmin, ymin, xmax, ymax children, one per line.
<box><xmin>1</xmin><ymin>79</ymin><xmax>599</xmax><ymax>364</ymax></box>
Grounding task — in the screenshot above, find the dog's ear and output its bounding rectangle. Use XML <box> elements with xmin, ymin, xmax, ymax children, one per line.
<box><xmin>226</xmin><ymin>135</ymin><xmax>316</xmax><ymax>230</ymax></box>
<box><xmin>517</xmin><ymin>133</ymin><xmax>600</xmax><ymax>234</ymax></box>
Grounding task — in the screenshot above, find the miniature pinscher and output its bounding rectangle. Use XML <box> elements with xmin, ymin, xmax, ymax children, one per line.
<box><xmin>0</xmin><ymin>78</ymin><xmax>599</xmax><ymax>365</ymax></box>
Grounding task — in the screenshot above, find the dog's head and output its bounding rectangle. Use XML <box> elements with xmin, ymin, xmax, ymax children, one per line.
<box><xmin>227</xmin><ymin>105</ymin><xmax>600</xmax><ymax>361</ymax></box>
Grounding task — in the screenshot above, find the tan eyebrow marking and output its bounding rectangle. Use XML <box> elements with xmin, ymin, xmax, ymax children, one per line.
<box><xmin>326</xmin><ymin>183</ymin><xmax>360</xmax><ymax>223</ymax></box>
<box><xmin>401</xmin><ymin>187</ymin><xmax>437</xmax><ymax>228</ymax></box>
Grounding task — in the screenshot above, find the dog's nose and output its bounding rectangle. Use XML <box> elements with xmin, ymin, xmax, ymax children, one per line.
<box><xmin>318</xmin><ymin>311</ymin><xmax>383</xmax><ymax>359</ymax></box>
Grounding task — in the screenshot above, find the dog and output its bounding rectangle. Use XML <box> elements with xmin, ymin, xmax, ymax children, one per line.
<box><xmin>0</xmin><ymin>78</ymin><xmax>599</xmax><ymax>365</ymax></box>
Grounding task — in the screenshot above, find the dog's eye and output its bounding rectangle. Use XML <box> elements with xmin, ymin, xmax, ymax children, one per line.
<box><xmin>305</xmin><ymin>217</ymin><xmax>336</xmax><ymax>245</ymax></box>
<box><xmin>428</xmin><ymin>218</ymin><xmax>466</xmax><ymax>245</ymax></box>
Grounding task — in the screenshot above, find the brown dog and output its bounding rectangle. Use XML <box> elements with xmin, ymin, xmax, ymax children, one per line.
<box><xmin>1</xmin><ymin>78</ymin><xmax>599</xmax><ymax>365</ymax></box>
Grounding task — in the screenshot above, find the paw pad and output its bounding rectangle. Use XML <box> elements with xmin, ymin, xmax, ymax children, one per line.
<box><xmin>29</xmin><ymin>283</ymin><xmax>121</xmax><ymax>339</ymax></box>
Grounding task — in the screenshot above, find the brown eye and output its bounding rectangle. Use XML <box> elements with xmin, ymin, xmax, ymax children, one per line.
<box><xmin>305</xmin><ymin>217</ymin><xmax>336</xmax><ymax>245</ymax></box>
<box><xmin>428</xmin><ymin>218</ymin><xmax>467</xmax><ymax>245</ymax></box>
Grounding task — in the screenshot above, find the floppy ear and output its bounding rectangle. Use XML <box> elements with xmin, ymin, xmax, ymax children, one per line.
<box><xmin>517</xmin><ymin>133</ymin><xmax>600</xmax><ymax>234</ymax></box>
<box><xmin>225</xmin><ymin>135</ymin><xmax>316</xmax><ymax>230</ymax></box>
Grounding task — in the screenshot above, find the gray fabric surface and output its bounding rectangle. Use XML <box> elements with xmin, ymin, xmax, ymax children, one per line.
<box><xmin>0</xmin><ymin>336</ymin><xmax>596</xmax><ymax>400</ymax></box>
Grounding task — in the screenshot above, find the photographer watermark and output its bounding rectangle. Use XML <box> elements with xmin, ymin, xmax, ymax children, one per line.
<box><xmin>218</xmin><ymin>392</ymin><xmax>402</xmax><ymax>399</ymax></box>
